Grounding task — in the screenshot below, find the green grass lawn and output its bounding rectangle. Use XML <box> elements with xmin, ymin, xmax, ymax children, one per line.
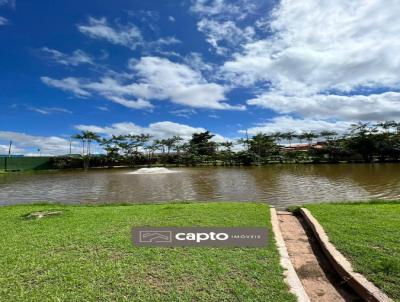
<box><xmin>0</xmin><ymin>202</ymin><xmax>295</xmax><ymax>302</ymax></box>
<box><xmin>305</xmin><ymin>201</ymin><xmax>400</xmax><ymax>301</ymax></box>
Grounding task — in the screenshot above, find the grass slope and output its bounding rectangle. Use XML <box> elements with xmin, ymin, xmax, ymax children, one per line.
<box><xmin>0</xmin><ymin>202</ymin><xmax>295</xmax><ymax>302</ymax></box>
<box><xmin>306</xmin><ymin>202</ymin><xmax>400</xmax><ymax>301</ymax></box>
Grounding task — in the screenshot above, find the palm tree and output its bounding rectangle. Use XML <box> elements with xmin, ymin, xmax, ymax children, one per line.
<box><xmin>162</xmin><ymin>138</ymin><xmax>173</xmax><ymax>155</ymax></box>
<box><xmin>297</xmin><ymin>133</ymin><xmax>307</xmax><ymax>144</ymax></box>
<box><xmin>319</xmin><ymin>130</ymin><xmax>337</xmax><ymax>142</ymax></box>
<box><xmin>82</xmin><ymin>131</ymin><xmax>100</xmax><ymax>156</ymax></box>
<box><xmin>72</xmin><ymin>133</ymin><xmax>85</xmax><ymax>156</ymax></box>
<box><xmin>219</xmin><ymin>141</ymin><xmax>234</xmax><ymax>165</ymax></box>
<box><xmin>281</xmin><ymin>131</ymin><xmax>297</xmax><ymax>147</ymax></box>
<box><xmin>171</xmin><ymin>136</ymin><xmax>184</xmax><ymax>164</ymax></box>
<box><xmin>272</xmin><ymin>132</ymin><xmax>283</xmax><ymax>145</ymax></box>
<box><xmin>72</xmin><ymin>131</ymin><xmax>100</xmax><ymax>169</ymax></box>
<box><xmin>303</xmin><ymin>132</ymin><xmax>319</xmax><ymax>147</ymax></box>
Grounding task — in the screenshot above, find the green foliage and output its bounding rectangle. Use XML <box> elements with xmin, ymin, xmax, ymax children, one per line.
<box><xmin>0</xmin><ymin>203</ymin><xmax>295</xmax><ymax>302</ymax></box>
<box><xmin>306</xmin><ymin>202</ymin><xmax>400</xmax><ymax>301</ymax></box>
<box><xmin>65</xmin><ymin>120</ymin><xmax>400</xmax><ymax>169</ymax></box>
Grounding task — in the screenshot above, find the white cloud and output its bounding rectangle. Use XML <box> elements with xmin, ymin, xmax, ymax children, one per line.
<box><xmin>0</xmin><ymin>131</ymin><xmax>80</xmax><ymax>156</ymax></box>
<box><xmin>78</xmin><ymin>17</ymin><xmax>143</xmax><ymax>49</ymax></box>
<box><xmin>76</xmin><ymin>121</ymin><xmax>203</xmax><ymax>140</ymax></box>
<box><xmin>190</xmin><ymin>0</ymin><xmax>257</xmax><ymax>20</ymax></box>
<box><xmin>242</xmin><ymin>116</ymin><xmax>353</xmax><ymax>135</ymax></box>
<box><xmin>77</xmin><ymin>16</ymin><xmax>180</xmax><ymax>52</ymax></box>
<box><xmin>247</xmin><ymin>91</ymin><xmax>400</xmax><ymax>121</ymax></box>
<box><xmin>130</xmin><ymin>56</ymin><xmax>243</xmax><ymax>110</ymax></box>
<box><xmin>105</xmin><ymin>96</ymin><xmax>153</xmax><ymax>109</ymax></box>
<box><xmin>41</xmin><ymin>76</ymin><xmax>91</xmax><ymax>97</ymax></box>
<box><xmin>0</xmin><ymin>0</ymin><xmax>15</xmax><ymax>7</ymax></box>
<box><xmin>191</xmin><ymin>1</ymin><xmax>259</xmax><ymax>55</ymax></box>
<box><xmin>0</xmin><ymin>16</ymin><xmax>8</xmax><ymax>25</ymax></box>
<box><xmin>75</xmin><ymin>121</ymin><xmax>230</xmax><ymax>143</ymax></box>
<box><xmin>170</xmin><ymin>108</ymin><xmax>197</xmax><ymax>119</ymax></box>
<box><xmin>15</xmin><ymin>104</ymin><xmax>73</xmax><ymax>115</ymax></box>
<box><xmin>143</xmin><ymin>37</ymin><xmax>181</xmax><ymax>54</ymax></box>
<box><xmin>42</xmin><ymin>56</ymin><xmax>245</xmax><ymax>110</ymax></box>
<box><xmin>197</xmin><ymin>19</ymin><xmax>254</xmax><ymax>55</ymax></box>
<box><xmin>29</xmin><ymin>107</ymin><xmax>72</xmax><ymax>115</ymax></box>
<box><xmin>0</xmin><ymin>144</ymin><xmax>24</xmax><ymax>155</ymax></box>
<box><xmin>96</xmin><ymin>106</ymin><xmax>109</xmax><ymax>111</ymax></box>
<box><xmin>40</xmin><ymin>47</ymin><xmax>93</xmax><ymax>66</ymax></box>
<box><xmin>183</xmin><ymin>52</ymin><xmax>213</xmax><ymax>72</ymax></box>
<box><xmin>224</xmin><ymin>0</ymin><xmax>400</xmax><ymax>92</ymax></box>
<box><xmin>221</xmin><ymin>0</ymin><xmax>400</xmax><ymax>122</ymax></box>
<box><xmin>168</xmin><ymin>16</ymin><xmax>175</xmax><ymax>22</ymax></box>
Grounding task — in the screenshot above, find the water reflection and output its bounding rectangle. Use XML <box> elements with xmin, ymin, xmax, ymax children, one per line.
<box><xmin>1</xmin><ymin>164</ymin><xmax>400</xmax><ymax>208</ymax></box>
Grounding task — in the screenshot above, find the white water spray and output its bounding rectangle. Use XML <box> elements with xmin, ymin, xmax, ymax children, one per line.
<box><xmin>125</xmin><ymin>167</ymin><xmax>180</xmax><ymax>175</ymax></box>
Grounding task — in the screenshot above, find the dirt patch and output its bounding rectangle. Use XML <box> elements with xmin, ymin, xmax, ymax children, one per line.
<box><xmin>22</xmin><ymin>210</ymin><xmax>63</xmax><ymax>220</ymax></box>
<box><xmin>278</xmin><ymin>212</ymin><xmax>362</xmax><ymax>302</ymax></box>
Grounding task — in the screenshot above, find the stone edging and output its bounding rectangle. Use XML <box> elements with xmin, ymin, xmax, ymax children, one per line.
<box><xmin>300</xmin><ymin>208</ymin><xmax>393</xmax><ymax>302</ymax></box>
<box><xmin>270</xmin><ymin>208</ymin><xmax>311</xmax><ymax>302</ymax></box>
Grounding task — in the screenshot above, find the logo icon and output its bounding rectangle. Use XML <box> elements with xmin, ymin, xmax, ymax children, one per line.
<box><xmin>139</xmin><ymin>231</ymin><xmax>172</xmax><ymax>243</ymax></box>
<box><xmin>133</xmin><ymin>227</ymin><xmax>268</xmax><ymax>247</ymax></box>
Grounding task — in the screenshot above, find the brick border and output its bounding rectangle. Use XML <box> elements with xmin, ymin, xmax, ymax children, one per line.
<box><xmin>270</xmin><ymin>208</ymin><xmax>311</xmax><ymax>302</ymax></box>
<box><xmin>300</xmin><ymin>208</ymin><xmax>393</xmax><ymax>302</ymax></box>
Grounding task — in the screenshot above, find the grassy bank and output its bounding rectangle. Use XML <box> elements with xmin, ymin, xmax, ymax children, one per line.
<box><xmin>305</xmin><ymin>202</ymin><xmax>400</xmax><ymax>301</ymax></box>
<box><xmin>0</xmin><ymin>202</ymin><xmax>294</xmax><ymax>302</ymax></box>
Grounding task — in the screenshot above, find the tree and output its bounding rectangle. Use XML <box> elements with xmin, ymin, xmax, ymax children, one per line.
<box><xmin>248</xmin><ymin>133</ymin><xmax>277</xmax><ymax>164</ymax></box>
<box><xmin>272</xmin><ymin>132</ymin><xmax>283</xmax><ymax>145</ymax></box>
<box><xmin>297</xmin><ymin>133</ymin><xmax>307</xmax><ymax>144</ymax></box>
<box><xmin>72</xmin><ymin>133</ymin><xmax>85</xmax><ymax>156</ymax></box>
<box><xmin>219</xmin><ymin>141</ymin><xmax>234</xmax><ymax>165</ymax></box>
<box><xmin>83</xmin><ymin>131</ymin><xmax>100</xmax><ymax>156</ymax></box>
<box><xmin>99</xmin><ymin>135</ymin><xmax>122</xmax><ymax>166</ymax></box>
<box><xmin>72</xmin><ymin>131</ymin><xmax>100</xmax><ymax>169</ymax></box>
<box><xmin>303</xmin><ymin>132</ymin><xmax>319</xmax><ymax>146</ymax></box>
<box><xmin>281</xmin><ymin>131</ymin><xmax>297</xmax><ymax>147</ymax></box>
<box><xmin>319</xmin><ymin>131</ymin><xmax>337</xmax><ymax>142</ymax></box>
<box><xmin>346</xmin><ymin>122</ymin><xmax>377</xmax><ymax>162</ymax></box>
<box><xmin>189</xmin><ymin>131</ymin><xmax>216</xmax><ymax>156</ymax></box>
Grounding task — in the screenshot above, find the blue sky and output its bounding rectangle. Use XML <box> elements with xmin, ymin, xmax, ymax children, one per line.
<box><xmin>1</xmin><ymin>0</ymin><xmax>400</xmax><ymax>155</ymax></box>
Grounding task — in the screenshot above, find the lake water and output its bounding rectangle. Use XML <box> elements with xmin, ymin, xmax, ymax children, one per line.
<box><xmin>1</xmin><ymin>164</ymin><xmax>400</xmax><ymax>208</ymax></box>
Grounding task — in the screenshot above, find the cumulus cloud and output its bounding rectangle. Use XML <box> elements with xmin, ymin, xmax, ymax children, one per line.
<box><xmin>0</xmin><ymin>123</ymin><xmax>231</xmax><ymax>156</ymax></box>
<box><xmin>41</xmin><ymin>76</ymin><xmax>91</xmax><ymax>97</ymax></box>
<box><xmin>129</xmin><ymin>56</ymin><xmax>242</xmax><ymax>109</ymax></box>
<box><xmin>170</xmin><ymin>108</ymin><xmax>197</xmax><ymax>119</ymax></box>
<box><xmin>0</xmin><ymin>144</ymin><xmax>24</xmax><ymax>155</ymax></box>
<box><xmin>0</xmin><ymin>131</ymin><xmax>80</xmax><ymax>156</ymax></box>
<box><xmin>183</xmin><ymin>52</ymin><xmax>213</xmax><ymax>73</ymax></box>
<box><xmin>191</xmin><ymin>1</ymin><xmax>261</xmax><ymax>55</ymax></box>
<box><xmin>190</xmin><ymin>0</ymin><xmax>257</xmax><ymax>20</ymax></box>
<box><xmin>42</xmin><ymin>56</ymin><xmax>244</xmax><ymax>110</ymax></box>
<box><xmin>241</xmin><ymin>116</ymin><xmax>354</xmax><ymax>135</ymax></box>
<box><xmin>77</xmin><ymin>16</ymin><xmax>180</xmax><ymax>51</ymax></box>
<box><xmin>39</xmin><ymin>47</ymin><xmax>93</xmax><ymax>66</ymax></box>
<box><xmin>224</xmin><ymin>0</ymin><xmax>400</xmax><ymax>92</ymax></box>
<box><xmin>197</xmin><ymin>19</ymin><xmax>255</xmax><ymax>55</ymax></box>
<box><xmin>217</xmin><ymin>0</ymin><xmax>400</xmax><ymax>124</ymax></box>
<box><xmin>247</xmin><ymin>91</ymin><xmax>400</xmax><ymax>121</ymax></box>
<box><xmin>78</xmin><ymin>17</ymin><xmax>143</xmax><ymax>49</ymax></box>
<box><xmin>0</xmin><ymin>16</ymin><xmax>8</xmax><ymax>25</ymax></box>
<box><xmin>75</xmin><ymin>121</ymin><xmax>228</xmax><ymax>142</ymax></box>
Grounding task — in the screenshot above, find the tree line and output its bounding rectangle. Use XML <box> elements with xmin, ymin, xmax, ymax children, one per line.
<box><xmin>54</xmin><ymin>121</ymin><xmax>400</xmax><ymax>169</ymax></box>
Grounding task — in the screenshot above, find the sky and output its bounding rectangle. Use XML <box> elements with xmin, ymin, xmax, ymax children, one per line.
<box><xmin>1</xmin><ymin>0</ymin><xmax>400</xmax><ymax>155</ymax></box>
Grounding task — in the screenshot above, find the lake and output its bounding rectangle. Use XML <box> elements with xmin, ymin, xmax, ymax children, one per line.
<box><xmin>1</xmin><ymin>164</ymin><xmax>400</xmax><ymax>208</ymax></box>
